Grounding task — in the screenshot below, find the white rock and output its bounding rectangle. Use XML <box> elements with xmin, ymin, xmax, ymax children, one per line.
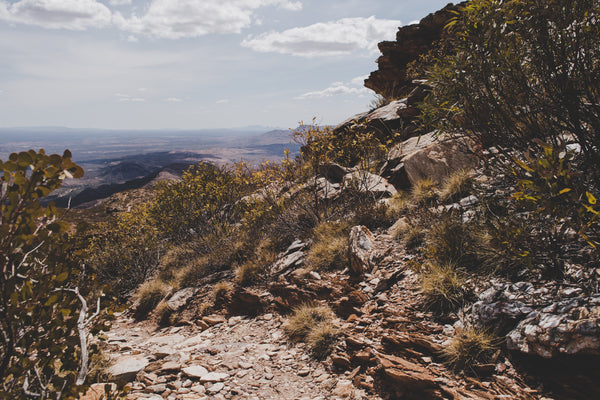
<box><xmin>108</xmin><ymin>355</ymin><xmax>149</xmax><ymax>381</ymax></box>
<box><xmin>182</xmin><ymin>365</ymin><xmax>209</xmax><ymax>378</ymax></box>
<box><xmin>206</xmin><ymin>382</ymin><xmax>225</xmax><ymax>394</ymax></box>
<box><xmin>199</xmin><ymin>372</ymin><xmax>229</xmax><ymax>383</ymax></box>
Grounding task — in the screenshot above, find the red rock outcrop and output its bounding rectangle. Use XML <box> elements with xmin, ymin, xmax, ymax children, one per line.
<box><xmin>364</xmin><ymin>2</ymin><xmax>464</xmax><ymax>99</ymax></box>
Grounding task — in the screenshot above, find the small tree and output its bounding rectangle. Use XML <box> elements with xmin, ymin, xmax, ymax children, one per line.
<box><xmin>0</xmin><ymin>149</ymin><xmax>93</xmax><ymax>399</ymax></box>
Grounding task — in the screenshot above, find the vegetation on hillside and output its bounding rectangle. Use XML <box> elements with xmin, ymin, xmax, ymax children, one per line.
<box><xmin>3</xmin><ymin>0</ymin><xmax>600</xmax><ymax>393</ymax></box>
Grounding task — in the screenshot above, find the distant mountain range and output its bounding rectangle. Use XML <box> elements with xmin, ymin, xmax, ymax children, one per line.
<box><xmin>0</xmin><ymin>127</ymin><xmax>300</xmax><ymax>207</ymax></box>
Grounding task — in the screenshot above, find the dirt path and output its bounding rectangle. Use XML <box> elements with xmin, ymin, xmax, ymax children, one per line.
<box><xmin>104</xmin><ymin>313</ymin><xmax>375</xmax><ymax>400</ymax></box>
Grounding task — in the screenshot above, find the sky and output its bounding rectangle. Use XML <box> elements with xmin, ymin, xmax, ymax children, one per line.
<box><xmin>0</xmin><ymin>0</ymin><xmax>452</xmax><ymax>130</ymax></box>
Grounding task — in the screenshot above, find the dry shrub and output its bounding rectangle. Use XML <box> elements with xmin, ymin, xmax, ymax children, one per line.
<box><xmin>235</xmin><ymin>243</ymin><xmax>277</xmax><ymax>286</ymax></box>
<box><xmin>439</xmin><ymin>169</ymin><xmax>474</xmax><ymax>203</ymax></box>
<box><xmin>212</xmin><ymin>281</ymin><xmax>233</xmax><ymax>303</ymax></box>
<box><xmin>411</xmin><ymin>178</ymin><xmax>438</xmax><ymax>206</ymax></box>
<box><xmin>284</xmin><ymin>303</ymin><xmax>335</xmax><ymax>340</ymax></box>
<box><xmin>443</xmin><ymin>327</ymin><xmax>500</xmax><ymax>372</ymax></box>
<box><xmin>425</xmin><ymin>214</ymin><xmax>480</xmax><ymax>269</ymax></box>
<box><xmin>306</xmin><ymin>221</ymin><xmax>349</xmax><ymax>271</ymax></box>
<box><xmin>420</xmin><ymin>262</ymin><xmax>468</xmax><ymax>312</ymax></box>
<box><xmin>173</xmin><ymin>256</ymin><xmax>212</xmax><ymax>289</ymax></box>
<box><xmin>133</xmin><ymin>279</ymin><xmax>171</xmax><ymax>320</ymax></box>
<box><xmin>306</xmin><ymin>320</ymin><xmax>339</xmax><ymax>359</ymax></box>
<box><xmin>155</xmin><ymin>301</ymin><xmax>173</xmax><ymax>326</ymax></box>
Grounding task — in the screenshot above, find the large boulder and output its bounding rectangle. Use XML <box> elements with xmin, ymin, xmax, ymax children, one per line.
<box><xmin>167</xmin><ymin>287</ymin><xmax>197</xmax><ymax>311</ymax></box>
<box><xmin>381</xmin><ymin>132</ymin><xmax>477</xmax><ymax>189</ymax></box>
<box><xmin>468</xmin><ymin>281</ymin><xmax>600</xmax><ymax>358</ymax></box>
<box><xmin>506</xmin><ymin>295</ymin><xmax>600</xmax><ymax>358</ymax></box>
<box><xmin>348</xmin><ymin>226</ymin><xmax>376</xmax><ymax>275</ymax></box>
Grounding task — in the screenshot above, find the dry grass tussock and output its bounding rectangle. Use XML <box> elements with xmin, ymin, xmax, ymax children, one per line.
<box><xmin>284</xmin><ymin>303</ymin><xmax>335</xmax><ymax>340</ymax></box>
<box><xmin>442</xmin><ymin>326</ymin><xmax>500</xmax><ymax>372</ymax></box>
<box><xmin>439</xmin><ymin>169</ymin><xmax>474</xmax><ymax>203</ymax></box>
<box><xmin>306</xmin><ymin>221</ymin><xmax>349</xmax><ymax>270</ymax></box>
<box><xmin>425</xmin><ymin>214</ymin><xmax>481</xmax><ymax>269</ymax></box>
<box><xmin>306</xmin><ymin>320</ymin><xmax>339</xmax><ymax>359</ymax></box>
<box><xmin>133</xmin><ymin>279</ymin><xmax>171</xmax><ymax>319</ymax></box>
<box><xmin>212</xmin><ymin>281</ymin><xmax>233</xmax><ymax>303</ymax></box>
<box><xmin>285</xmin><ymin>303</ymin><xmax>339</xmax><ymax>359</ymax></box>
<box><xmin>420</xmin><ymin>262</ymin><xmax>468</xmax><ymax>312</ymax></box>
<box><xmin>235</xmin><ymin>244</ymin><xmax>278</xmax><ymax>286</ymax></box>
<box><xmin>411</xmin><ymin>177</ymin><xmax>438</xmax><ymax>206</ymax></box>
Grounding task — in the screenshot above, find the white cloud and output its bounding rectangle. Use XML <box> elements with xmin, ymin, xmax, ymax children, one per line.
<box><xmin>115</xmin><ymin>93</ymin><xmax>145</xmax><ymax>102</ymax></box>
<box><xmin>242</xmin><ymin>16</ymin><xmax>401</xmax><ymax>57</ymax></box>
<box><xmin>295</xmin><ymin>75</ymin><xmax>372</xmax><ymax>99</ymax></box>
<box><xmin>114</xmin><ymin>0</ymin><xmax>302</xmax><ymax>39</ymax></box>
<box><xmin>126</xmin><ymin>34</ymin><xmax>138</xmax><ymax>42</ymax></box>
<box><xmin>0</xmin><ymin>0</ymin><xmax>112</xmax><ymax>30</ymax></box>
<box><xmin>216</xmin><ymin>99</ymin><xmax>229</xmax><ymax>104</ymax></box>
<box><xmin>165</xmin><ymin>97</ymin><xmax>182</xmax><ymax>102</ymax></box>
<box><xmin>109</xmin><ymin>0</ymin><xmax>132</xmax><ymax>5</ymax></box>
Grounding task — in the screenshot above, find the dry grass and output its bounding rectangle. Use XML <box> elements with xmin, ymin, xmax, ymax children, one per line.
<box><xmin>439</xmin><ymin>169</ymin><xmax>474</xmax><ymax>203</ymax></box>
<box><xmin>172</xmin><ymin>256</ymin><xmax>212</xmax><ymax>289</ymax></box>
<box><xmin>133</xmin><ymin>279</ymin><xmax>171</xmax><ymax>320</ymax></box>
<box><xmin>235</xmin><ymin>244</ymin><xmax>277</xmax><ymax>286</ymax></box>
<box><xmin>306</xmin><ymin>320</ymin><xmax>339</xmax><ymax>359</ymax></box>
<box><xmin>212</xmin><ymin>281</ymin><xmax>233</xmax><ymax>303</ymax></box>
<box><xmin>425</xmin><ymin>214</ymin><xmax>480</xmax><ymax>269</ymax></box>
<box><xmin>443</xmin><ymin>327</ymin><xmax>500</xmax><ymax>371</ymax></box>
<box><xmin>284</xmin><ymin>303</ymin><xmax>335</xmax><ymax>340</ymax></box>
<box><xmin>155</xmin><ymin>301</ymin><xmax>173</xmax><ymax>326</ymax></box>
<box><xmin>306</xmin><ymin>221</ymin><xmax>349</xmax><ymax>270</ymax></box>
<box><xmin>411</xmin><ymin>178</ymin><xmax>438</xmax><ymax>206</ymax></box>
<box><xmin>420</xmin><ymin>262</ymin><xmax>468</xmax><ymax>312</ymax></box>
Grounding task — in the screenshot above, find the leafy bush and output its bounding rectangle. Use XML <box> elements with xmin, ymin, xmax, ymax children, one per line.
<box><xmin>85</xmin><ymin>203</ymin><xmax>162</xmax><ymax>296</ymax></box>
<box><xmin>0</xmin><ymin>149</ymin><xmax>95</xmax><ymax>398</ymax></box>
<box><xmin>424</xmin><ymin>0</ymin><xmax>600</xmax><ymax>179</ymax></box>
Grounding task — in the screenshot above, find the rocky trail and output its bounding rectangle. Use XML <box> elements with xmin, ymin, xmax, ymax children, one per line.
<box><xmin>88</xmin><ymin>228</ymin><xmax>586</xmax><ymax>400</ymax></box>
<box><xmin>102</xmin><ymin>313</ymin><xmax>372</xmax><ymax>400</ymax></box>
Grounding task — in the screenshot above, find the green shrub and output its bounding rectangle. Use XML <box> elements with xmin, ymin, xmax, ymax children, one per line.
<box><xmin>423</xmin><ymin>0</ymin><xmax>600</xmax><ymax>180</ymax></box>
<box><xmin>0</xmin><ymin>149</ymin><xmax>94</xmax><ymax>398</ymax></box>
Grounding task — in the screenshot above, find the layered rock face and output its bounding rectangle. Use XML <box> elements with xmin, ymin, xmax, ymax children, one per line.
<box><xmin>364</xmin><ymin>2</ymin><xmax>463</xmax><ymax>99</ymax></box>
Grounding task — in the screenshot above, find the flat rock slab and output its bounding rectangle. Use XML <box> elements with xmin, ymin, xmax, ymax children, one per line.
<box><xmin>199</xmin><ymin>372</ymin><xmax>229</xmax><ymax>383</ymax></box>
<box><xmin>108</xmin><ymin>355</ymin><xmax>149</xmax><ymax>382</ymax></box>
<box><xmin>182</xmin><ymin>365</ymin><xmax>209</xmax><ymax>378</ymax></box>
